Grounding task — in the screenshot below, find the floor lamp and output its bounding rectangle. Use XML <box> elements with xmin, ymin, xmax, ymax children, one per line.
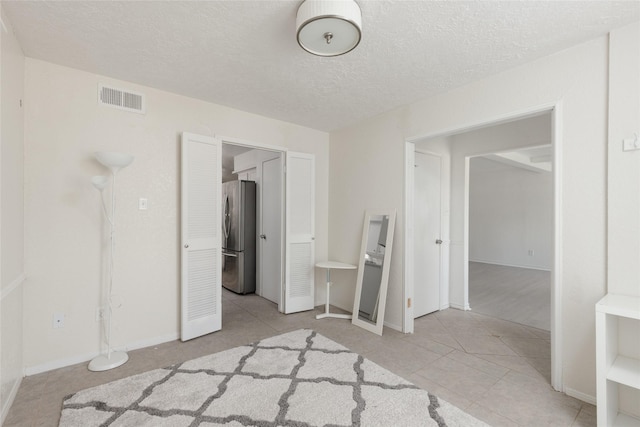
<box><xmin>89</xmin><ymin>151</ymin><xmax>134</xmax><ymax>372</ymax></box>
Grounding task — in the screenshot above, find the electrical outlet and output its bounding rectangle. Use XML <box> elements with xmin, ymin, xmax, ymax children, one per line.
<box><xmin>139</xmin><ymin>198</ymin><xmax>148</xmax><ymax>210</ymax></box>
<box><xmin>53</xmin><ymin>312</ymin><xmax>65</xmax><ymax>329</ymax></box>
<box><xmin>528</xmin><ymin>249</ymin><xmax>535</xmax><ymax>256</ymax></box>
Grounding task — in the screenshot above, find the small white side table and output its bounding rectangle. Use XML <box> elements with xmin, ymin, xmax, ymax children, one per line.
<box><xmin>315</xmin><ymin>261</ymin><xmax>357</xmax><ymax>320</ymax></box>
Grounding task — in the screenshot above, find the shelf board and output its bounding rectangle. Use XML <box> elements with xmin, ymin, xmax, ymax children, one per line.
<box><xmin>608</xmin><ymin>356</ymin><xmax>640</xmax><ymax>389</ymax></box>
<box><xmin>596</xmin><ymin>294</ymin><xmax>640</xmax><ymax>320</ymax></box>
<box><xmin>614</xmin><ymin>413</ymin><xmax>640</xmax><ymax>427</ymax></box>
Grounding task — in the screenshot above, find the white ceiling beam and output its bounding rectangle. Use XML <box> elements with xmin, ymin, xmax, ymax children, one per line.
<box><xmin>530</xmin><ymin>154</ymin><xmax>552</xmax><ymax>163</ymax></box>
<box><xmin>484</xmin><ymin>152</ymin><xmax>552</xmax><ymax>173</ymax></box>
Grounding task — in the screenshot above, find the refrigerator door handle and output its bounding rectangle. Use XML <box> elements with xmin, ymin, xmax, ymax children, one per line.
<box><xmin>222</xmin><ymin>252</ymin><xmax>238</xmax><ymax>258</ymax></box>
<box><xmin>223</xmin><ymin>194</ymin><xmax>231</xmax><ymax>240</ymax></box>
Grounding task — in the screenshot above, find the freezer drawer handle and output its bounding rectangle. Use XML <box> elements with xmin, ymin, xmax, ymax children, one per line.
<box><xmin>223</xmin><ymin>252</ymin><xmax>238</xmax><ymax>257</ymax></box>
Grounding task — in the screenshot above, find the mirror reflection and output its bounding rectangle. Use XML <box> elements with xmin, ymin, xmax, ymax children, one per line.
<box><xmin>358</xmin><ymin>215</ymin><xmax>389</xmax><ymax>324</ymax></box>
<box><xmin>352</xmin><ymin>210</ymin><xmax>395</xmax><ymax>335</ymax></box>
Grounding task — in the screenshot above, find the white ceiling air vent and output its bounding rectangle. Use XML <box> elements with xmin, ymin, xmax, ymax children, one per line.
<box><xmin>98</xmin><ymin>84</ymin><xmax>146</xmax><ymax>114</ymax></box>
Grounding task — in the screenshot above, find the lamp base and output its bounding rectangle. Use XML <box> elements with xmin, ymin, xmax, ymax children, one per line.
<box><xmin>88</xmin><ymin>351</ymin><xmax>129</xmax><ymax>372</ymax></box>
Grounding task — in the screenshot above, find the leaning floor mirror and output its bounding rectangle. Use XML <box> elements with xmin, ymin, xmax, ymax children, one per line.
<box><xmin>352</xmin><ymin>210</ymin><xmax>396</xmax><ymax>335</ymax></box>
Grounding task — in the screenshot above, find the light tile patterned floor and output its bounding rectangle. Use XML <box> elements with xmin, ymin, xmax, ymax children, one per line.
<box><xmin>469</xmin><ymin>261</ymin><xmax>551</xmax><ymax>331</ymax></box>
<box><xmin>5</xmin><ymin>290</ymin><xmax>595</xmax><ymax>426</ymax></box>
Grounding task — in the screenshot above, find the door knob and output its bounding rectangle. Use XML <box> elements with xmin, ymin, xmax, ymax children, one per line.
<box><xmin>184</xmin><ymin>244</ymin><xmax>189</xmax><ymax>248</ymax></box>
<box><xmin>435</xmin><ymin>239</ymin><xmax>443</xmax><ymax>245</ymax></box>
<box><xmin>260</xmin><ymin>234</ymin><xmax>266</xmax><ymax>240</ymax></box>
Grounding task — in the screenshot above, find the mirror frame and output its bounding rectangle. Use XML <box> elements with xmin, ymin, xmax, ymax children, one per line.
<box><xmin>352</xmin><ymin>210</ymin><xmax>396</xmax><ymax>335</ymax></box>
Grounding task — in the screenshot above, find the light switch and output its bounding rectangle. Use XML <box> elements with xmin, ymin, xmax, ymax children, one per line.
<box><xmin>139</xmin><ymin>198</ymin><xmax>148</xmax><ymax>210</ymax></box>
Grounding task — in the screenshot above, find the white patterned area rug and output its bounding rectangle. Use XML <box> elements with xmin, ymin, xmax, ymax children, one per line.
<box><xmin>60</xmin><ymin>329</ymin><xmax>487</xmax><ymax>426</ymax></box>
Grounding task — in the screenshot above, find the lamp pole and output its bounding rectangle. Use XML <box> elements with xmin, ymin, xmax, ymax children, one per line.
<box><xmin>89</xmin><ymin>152</ymin><xmax>133</xmax><ymax>372</ymax></box>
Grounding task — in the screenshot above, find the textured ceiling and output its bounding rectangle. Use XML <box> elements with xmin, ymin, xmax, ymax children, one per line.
<box><xmin>3</xmin><ymin>1</ymin><xmax>639</xmax><ymax>132</ymax></box>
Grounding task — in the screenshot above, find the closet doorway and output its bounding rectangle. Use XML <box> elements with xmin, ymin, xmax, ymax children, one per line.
<box><xmin>222</xmin><ymin>142</ymin><xmax>284</xmax><ymax>308</ymax></box>
<box><xmin>181</xmin><ymin>133</ymin><xmax>316</xmax><ymax>341</ymax></box>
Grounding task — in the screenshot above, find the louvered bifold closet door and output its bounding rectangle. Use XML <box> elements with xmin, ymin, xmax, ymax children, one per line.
<box><xmin>180</xmin><ymin>133</ymin><xmax>222</xmax><ymax>341</ymax></box>
<box><xmin>284</xmin><ymin>152</ymin><xmax>315</xmax><ymax>314</ymax></box>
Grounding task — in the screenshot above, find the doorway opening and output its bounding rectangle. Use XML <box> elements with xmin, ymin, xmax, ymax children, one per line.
<box><xmin>404</xmin><ymin>106</ymin><xmax>562</xmax><ymax>390</ymax></box>
<box><xmin>468</xmin><ymin>146</ymin><xmax>552</xmax><ymax>331</ymax></box>
<box><xmin>221</xmin><ymin>141</ymin><xmax>285</xmax><ymax>313</ymax></box>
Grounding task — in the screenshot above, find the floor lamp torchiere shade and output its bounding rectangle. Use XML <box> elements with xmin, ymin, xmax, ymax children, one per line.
<box><xmin>89</xmin><ymin>151</ymin><xmax>134</xmax><ymax>372</ymax></box>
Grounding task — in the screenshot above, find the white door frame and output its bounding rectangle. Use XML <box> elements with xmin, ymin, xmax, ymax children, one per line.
<box><xmin>404</xmin><ymin>144</ymin><xmax>416</xmax><ymax>328</ymax></box>
<box><xmin>403</xmin><ymin>101</ymin><xmax>563</xmax><ymax>392</ymax></box>
<box><xmin>219</xmin><ymin>135</ymin><xmax>287</xmax><ymax>312</ymax></box>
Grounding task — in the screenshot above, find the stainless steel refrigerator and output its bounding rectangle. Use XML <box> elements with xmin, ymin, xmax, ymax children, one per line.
<box><xmin>222</xmin><ymin>180</ymin><xmax>256</xmax><ymax>294</ymax></box>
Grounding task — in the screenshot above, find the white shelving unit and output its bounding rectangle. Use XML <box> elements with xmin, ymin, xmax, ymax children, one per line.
<box><xmin>596</xmin><ymin>294</ymin><xmax>640</xmax><ymax>427</ymax></box>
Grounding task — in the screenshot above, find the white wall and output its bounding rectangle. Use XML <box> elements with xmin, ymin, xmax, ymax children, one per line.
<box><xmin>328</xmin><ymin>112</ymin><xmax>407</xmax><ymax>321</ymax></box>
<box><xmin>606</xmin><ymin>21</ymin><xmax>640</xmax><ymax>418</ymax></box>
<box><xmin>607</xmin><ymin>22</ymin><xmax>640</xmax><ymax>297</ymax></box>
<box><xmin>23</xmin><ymin>58</ymin><xmax>329</xmax><ymax>373</ymax></box>
<box><xmin>469</xmin><ymin>158</ymin><xmax>552</xmax><ymax>270</ymax></box>
<box><xmin>330</xmin><ymin>33</ymin><xmax>617</xmax><ymax>401</ymax></box>
<box><xmin>0</xmin><ymin>6</ymin><xmax>25</xmax><ymax>423</ymax></box>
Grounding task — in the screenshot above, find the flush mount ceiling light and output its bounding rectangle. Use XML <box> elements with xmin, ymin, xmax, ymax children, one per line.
<box><xmin>296</xmin><ymin>0</ymin><xmax>362</xmax><ymax>57</ymax></box>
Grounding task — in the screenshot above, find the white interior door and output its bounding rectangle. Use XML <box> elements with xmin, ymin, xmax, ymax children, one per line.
<box><xmin>180</xmin><ymin>132</ymin><xmax>222</xmax><ymax>341</ymax></box>
<box><xmin>284</xmin><ymin>152</ymin><xmax>315</xmax><ymax>314</ymax></box>
<box><xmin>260</xmin><ymin>155</ymin><xmax>283</xmax><ymax>305</ymax></box>
<box><xmin>414</xmin><ymin>151</ymin><xmax>441</xmax><ymax>317</ymax></box>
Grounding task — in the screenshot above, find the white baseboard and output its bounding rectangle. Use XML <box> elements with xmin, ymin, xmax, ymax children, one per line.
<box><xmin>383</xmin><ymin>320</ymin><xmax>402</xmax><ymax>332</ymax></box>
<box><xmin>330</xmin><ymin>302</ymin><xmax>353</xmax><ymax>315</ymax></box>
<box><xmin>469</xmin><ymin>259</ymin><xmax>551</xmax><ymax>272</ymax></box>
<box><xmin>24</xmin><ymin>332</ymin><xmax>179</xmax><ymax>376</ymax></box>
<box><xmin>126</xmin><ymin>332</ymin><xmax>180</xmax><ymax>353</ymax></box>
<box><xmin>25</xmin><ymin>349</ymin><xmax>98</xmax><ymax>376</ymax></box>
<box><xmin>1</xmin><ymin>376</ymin><xmax>22</xmax><ymax>425</ymax></box>
<box><xmin>449</xmin><ymin>302</ymin><xmax>470</xmax><ymax>311</ymax></box>
<box><xmin>564</xmin><ymin>387</ymin><xmax>596</xmax><ymax>406</ymax></box>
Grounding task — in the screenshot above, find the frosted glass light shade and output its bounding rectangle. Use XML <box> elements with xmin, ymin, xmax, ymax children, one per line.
<box><xmin>296</xmin><ymin>0</ymin><xmax>362</xmax><ymax>57</ymax></box>
<box><xmin>91</xmin><ymin>175</ymin><xmax>109</xmax><ymax>191</ymax></box>
<box><xmin>95</xmin><ymin>151</ymin><xmax>134</xmax><ymax>173</ymax></box>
